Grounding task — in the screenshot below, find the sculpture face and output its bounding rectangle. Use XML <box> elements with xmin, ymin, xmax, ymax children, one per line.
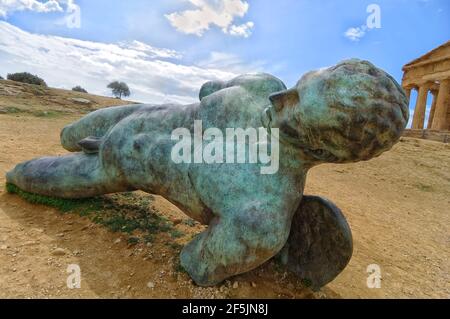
<box><xmin>270</xmin><ymin>59</ymin><xmax>409</xmax><ymax>164</ymax></box>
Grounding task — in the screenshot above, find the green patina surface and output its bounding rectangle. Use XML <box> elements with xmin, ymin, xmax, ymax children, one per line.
<box><xmin>6</xmin><ymin>59</ymin><xmax>409</xmax><ymax>287</ymax></box>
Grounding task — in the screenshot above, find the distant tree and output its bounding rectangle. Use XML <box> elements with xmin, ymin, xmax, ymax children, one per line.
<box><xmin>72</xmin><ymin>86</ymin><xmax>88</xmax><ymax>93</ymax></box>
<box><xmin>0</xmin><ymin>75</ymin><xmax>3</xmax><ymax>80</ymax></box>
<box><xmin>7</xmin><ymin>72</ymin><xmax>47</xmax><ymax>86</ymax></box>
<box><xmin>107</xmin><ymin>81</ymin><xmax>130</xmax><ymax>99</ymax></box>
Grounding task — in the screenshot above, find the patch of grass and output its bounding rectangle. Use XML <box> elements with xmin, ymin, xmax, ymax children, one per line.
<box><xmin>6</xmin><ymin>183</ymin><xmax>182</xmax><ymax>247</ymax></box>
<box><xmin>127</xmin><ymin>237</ymin><xmax>140</xmax><ymax>245</ymax></box>
<box><xmin>2</xmin><ymin>106</ymin><xmax>22</xmax><ymax>114</ymax></box>
<box><xmin>6</xmin><ymin>183</ymin><xmax>103</xmax><ymax>214</ymax></box>
<box><xmin>23</xmin><ymin>84</ymin><xmax>47</xmax><ymax>96</ymax></box>
<box><xmin>167</xmin><ymin>242</ymin><xmax>183</xmax><ymax>251</ymax></box>
<box><xmin>169</xmin><ymin>229</ymin><xmax>185</xmax><ymax>239</ymax></box>
<box><xmin>184</xmin><ymin>219</ymin><xmax>196</xmax><ymax>227</ymax></box>
<box><xmin>415</xmin><ymin>183</ymin><xmax>434</xmax><ymax>192</ymax></box>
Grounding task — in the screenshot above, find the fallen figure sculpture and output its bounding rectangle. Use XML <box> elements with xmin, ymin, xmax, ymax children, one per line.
<box><xmin>6</xmin><ymin>59</ymin><xmax>409</xmax><ymax>289</ymax></box>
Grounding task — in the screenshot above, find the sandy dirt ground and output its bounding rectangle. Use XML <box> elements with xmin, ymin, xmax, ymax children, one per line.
<box><xmin>0</xmin><ymin>114</ymin><xmax>449</xmax><ymax>299</ymax></box>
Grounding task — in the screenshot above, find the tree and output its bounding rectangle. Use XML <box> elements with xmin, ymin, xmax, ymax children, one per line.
<box><xmin>107</xmin><ymin>81</ymin><xmax>130</xmax><ymax>99</ymax></box>
<box><xmin>7</xmin><ymin>72</ymin><xmax>47</xmax><ymax>86</ymax></box>
<box><xmin>72</xmin><ymin>86</ymin><xmax>88</xmax><ymax>93</ymax></box>
<box><xmin>0</xmin><ymin>75</ymin><xmax>3</xmax><ymax>80</ymax></box>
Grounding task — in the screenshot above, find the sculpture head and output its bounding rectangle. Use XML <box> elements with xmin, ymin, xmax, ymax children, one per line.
<box><xmin>269</xmin><ymin>59</ymin><xmax>409</xmax><ymax>164</ymax></box>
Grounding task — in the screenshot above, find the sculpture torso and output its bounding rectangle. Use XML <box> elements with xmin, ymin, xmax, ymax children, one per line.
<box><xmin>99</xmin><ymin>74</ymin><xmax>306</xmax><ymax>224</ymax></box>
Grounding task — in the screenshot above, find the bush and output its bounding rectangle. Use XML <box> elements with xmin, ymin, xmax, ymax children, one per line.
<box><xmin>72</xmin><ymin>86</ymin><xmax>88</xmax><ymax>93</ymax></box>
<box><xmin>7</xmin><ymin>72</ymin><xmax>47</xmax><ymax>86</ymax></box>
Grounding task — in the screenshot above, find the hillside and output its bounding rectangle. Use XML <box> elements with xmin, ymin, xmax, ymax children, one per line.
<box><xmin>0</xmin><ymin>80</ymin><xmax>136</xmax><ymax>117</ymax></box>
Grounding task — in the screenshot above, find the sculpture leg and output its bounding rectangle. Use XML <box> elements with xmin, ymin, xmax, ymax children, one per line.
<box><xmin>61</xmin><ymin>104</ymin><xmax>144</xmax><ymax>152</ymax></box>
<box><xmin>276</xmin><ymin>196</ymin><xmax>353</xmax><ymax>291</ymax></box>
<box><xmin>6</xmin><ymin>153</ymin><xmax>131</xmax><ymax>198</ymax></box>
<box><xmin>180</xmin><ymin>210</ymin><xmax>290</xmax><ymax>286</ymax></box>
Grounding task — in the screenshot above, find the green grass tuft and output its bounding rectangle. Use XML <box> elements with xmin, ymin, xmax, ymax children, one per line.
<box><xmin>6</xmin><ymin>183</ymin><xmax>103</xmax><ymax>213</ymax></box>
<box><xmin>169</xmin><ymin>229</ymin><xmax>185</xmax><ymax>239</ymax></box>
<box><xmin>6</xmin><ymin>183</ymin><xmax>183</xmax><ymax>248</ymax></box>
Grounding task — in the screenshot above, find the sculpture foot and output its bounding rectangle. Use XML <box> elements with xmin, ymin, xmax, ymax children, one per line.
<box><xmin>6</xmin><ymin>153</ymin><xmax>131</xmax><ymax>198</ymax></box>
<box><xmin>277</xmin><ymin>196</ymin><xmax>353</xmax><ymax>291</ymax></box>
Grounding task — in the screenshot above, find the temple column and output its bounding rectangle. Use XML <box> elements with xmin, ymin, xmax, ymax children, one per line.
<box><xmin>427</xmin><ymin>90</ymin><xmax>438</xmax><ymax>129</ymax></box>
<box><xmin>412</xmin><ymin>83</ymin><xmax>431</xmax><ymax>129</ymax></box>
<box><xmin>404</xmin><ymin>87</ymin><xmax>413</xmax><ymax>102</ymax></box>
<box><xmin>431</xmin><ymin>79</ymin><xmax>450</xmax><ymax>131</ymax></box>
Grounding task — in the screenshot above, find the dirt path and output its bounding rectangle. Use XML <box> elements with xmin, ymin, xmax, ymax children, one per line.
<box><xmin>0</xmin><ymin>114</ymin><xmax>449</xmax><ymax>298</ymax></box>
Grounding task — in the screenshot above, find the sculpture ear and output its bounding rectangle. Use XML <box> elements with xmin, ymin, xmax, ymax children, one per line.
<box><xmin>269</xmin><ymin>88</ymin><xmax>300</xmax><ymax>112</ymax></box>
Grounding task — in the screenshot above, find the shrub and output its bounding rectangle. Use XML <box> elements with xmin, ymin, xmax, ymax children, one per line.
<box><xmin>7</xmin><ymin>72</ymin><xmax>47</xmax><ymax>86</ymax></box>
<box><xmin>72</xmin><ymin>86</ymin><xmax>88</xmax><ymax>93</ymax></box>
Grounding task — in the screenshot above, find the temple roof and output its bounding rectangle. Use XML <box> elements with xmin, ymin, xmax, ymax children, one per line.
<box><xmin>403</xmin><ymin>40</ymin><xmax>450</xmax><ymax>70</ymax></box>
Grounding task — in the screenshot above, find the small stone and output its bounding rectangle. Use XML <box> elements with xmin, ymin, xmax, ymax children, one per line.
<box><xmin>251</xmin><ymin>282</ymin><xmax>257</xmax><ymax>288</ymax></box>
<box><xmin>69</xmin><ymin>97</ymin><xmax>91</xmax><ymax>105</ymax></box>
<box><xmin>51</xmin><ymin>248</ymin><xmax>67</xmax><ymax>256</ymax></box>
<box><xmin>232</xmin><ymin>282</ymin><xmax>239</xmax><ymax>289</ymax></box>
<box><xmin>1</xmin><ymin>245</ymin><xmax>8</xmax><ymax>250</ymax></box>
<box><xmin>73</xmin><ymin>250</ymin><xmax>81</xmax><ymax>256</ymax></box>
<box><xmin>147</xmin><ymin>281</ymin><xmax>155</xmax><ymax>289</ymax></box>
<box><xmin>22</xmin><ymin>241</ymin><xmax>37</xmax><ymax>246</ymax></box>
<box><xmin>114</xmin><ymin>238</ymin><xmax>121</xmax><ymax>244</ymax></box>
<box><xmin>56</xmin><ymin>233</ymin><xmax>65</xmax><ymax>238</ymax></box>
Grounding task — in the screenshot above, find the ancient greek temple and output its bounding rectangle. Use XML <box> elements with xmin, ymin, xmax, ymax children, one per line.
<box><xmin>402</xmin><ymin>41</ymin><xmax>450</xmax><ymax>133</ymax></box>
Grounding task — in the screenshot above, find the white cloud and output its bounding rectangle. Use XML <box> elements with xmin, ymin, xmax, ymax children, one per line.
<box><xmin>198</xmin><ymin>51</ymin><xmax>264</xmax><ymax>74</ymax></box>
<box><xmin>225</xmin><ymin>21</ymin><xmax>253</xmax><ymax>38</ymax></box>
<box><xmin>124</xmin><ymin>40</ymin><xmax>183</xmax><ymax>60</ymax></box>
<box><xmin>0</xmin><ymin>0</ymin><xmax>81</xmax><ymax>29</ymax></box>
<box><xmin>0</xmin><ymin>21</ymin><xmax>251</xmax><ymax>104</ymax></box>
<box><xmin>165</xmin><ymin>0</ymin><xmax>254</xmax><ymax>38</ymax></box>
<box><xmin>344</xmin><ymin>25</ymin><xmax>367</xmax><ymax>42</ymax></box>
<box><xmin>0</xmin><ymin>0</ymin><xmax>63</xmax><ymax>17</ymax></box>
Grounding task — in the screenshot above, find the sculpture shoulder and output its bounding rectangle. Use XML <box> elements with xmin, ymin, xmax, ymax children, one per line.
<box><xmin>199</xmin><ymin>73</ymin><xmax>287</xmax><ymax>101</ymax></box>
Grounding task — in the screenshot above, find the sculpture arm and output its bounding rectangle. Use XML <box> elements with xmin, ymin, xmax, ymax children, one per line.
<box><xmin>60</xmin><ymin>104</ymin><xmax>145</xmax><ymax>151</ymax></box>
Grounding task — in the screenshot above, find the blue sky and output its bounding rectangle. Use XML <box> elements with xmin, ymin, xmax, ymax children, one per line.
<box><xmin>0</xmin><ymin>0</ymin><xmax>449</xmax><ymax>122</ymax></box>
